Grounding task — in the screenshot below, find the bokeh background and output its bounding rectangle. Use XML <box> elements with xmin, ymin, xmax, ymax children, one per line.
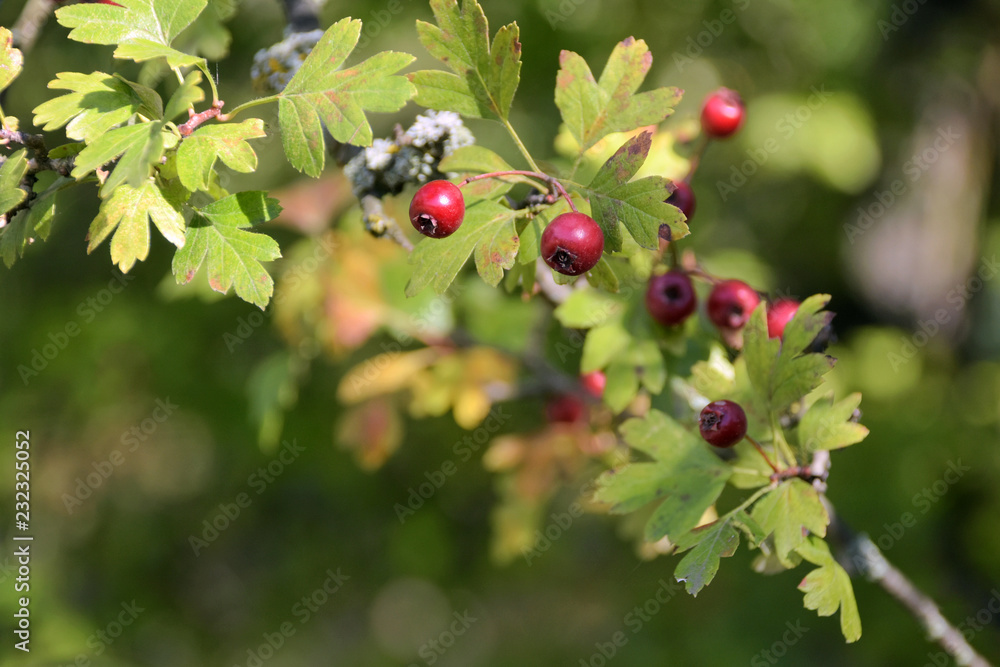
<box><xmin>2</xmin><ymin>0</ymin><xmax>1000</xmax><ymax>664</ymax></box>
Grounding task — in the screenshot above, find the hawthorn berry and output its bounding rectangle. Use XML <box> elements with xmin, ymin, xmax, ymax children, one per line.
<box><xmin>546</xmin><ymin>395</ymin><xmax>587</xmax><ymax>424</ymax></box>
<box><xmin>766</xmin><ymin>300</ymin><xmax>800</xmax><ymax>340</ymax></box>
<box><xmin>581</xmin><ymin>371</ymin><xmax>607</xmax><ymax>398</ymax></box>
<box><xmin>666</xmin><ymin>181</ymin><xmax>696</xmax><ymax>222</ymax></box>
<box><xmin>540</xmin><ymin>212</ymin><xmax>604</xmax><ymax>276</ymax></box>
<box><xmin>707</xmin><ymin>279</ymin><xmax>761</xmax><ymax>331</ymax></box>
<box><xmin>701</xmin><ymin>88</ymin><xmax>746</xmax><ymax>139</ymax></box>
<box><xmin>645</xmin><ymin>271</ymin><xmax>697</xmax><ymax>327</ymax></box>
<box><xmin>699</xmin><ymin>400</ymin><xmax>747</xmax><ymax>448</ymax></box>
<box><xmin>408</xmin><ymin>180</ymin><xmax>465</xmax><ymax>238</ymax></box>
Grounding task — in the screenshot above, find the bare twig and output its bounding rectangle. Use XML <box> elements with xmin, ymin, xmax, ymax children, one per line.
<box><xmin>178</xmin><ymin>100</ymin><xmax>225</xmax><ymax>136</ymax></box>
<box><xmin>10</xmin><ymin>0</ymin><xmax>59</xmax><ymax>56</ymax></box>
<box><xmin>360</xmin><ymin>195</ymin><xmax>414</xmax><ymax>251</ymax></box>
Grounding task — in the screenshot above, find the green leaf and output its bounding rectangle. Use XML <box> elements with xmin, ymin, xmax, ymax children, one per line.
<box><xmin>799</xmin><ymin>393</ymin><xmax>868</xmax><ymax>453</ymax></box>
<box><xmin>406</xmin><ymin>198</ymin><xmax>518</xmax><ymax>296</ymax></box>
<box><xmin>33</xmin><ymin>73</ymin><xmax>162</xmax><ymax>143</ymax></box>
<box><xmin>796</xmin><ymin>536</ymin><xmax>862</xmax><ymax>642</ymax></box>
<box><xmin>554</xmin><ymin>288</ymin><xmax>624</xmax><ymax>329</ymax></box>
<box><xmin>674</xmin><ymin>510</ymin><xmax>765</xmax><ymax>595</ymax></box>
<box><xmin>57</xmin><ymin>0</ymin><xmax>208</xmax><ymax>50</ymax></box>
<box><xmin>555</xmin><ymin>37</ymin><xmax>682</xmax><ymax>154</ymax></box>
<box><xmin>88</xmin><ymin>181</ymin><xmax>185</xmax><ymax>272</ymax></box>
<box><xmin>163</xmin><ymin>70</ymin><xmax>205</xmax><ymax>121</ymax></box>
<box><xmin>0</xmin><ymin>149</ymin><xmax>28</xmax><ymax>214</ymax></box>
<box><xmin>409</xmin><ymin>0</ymin><xmax>521</xmax><ymax>121</ymax></box>
<box><xmin>744</xmin><ymin>296</ymin><xmax>836</xmax><ymax>414</ymax></box>
<box><xmin>176</xmin><ymin>119</ymin><xmax>265</xmax><ymax>192</ymax></box>
<box><xmin>751</xmin><ymin>479</ymin><xmax>829</xmax><ymax>568</ymax></box>
<box><xmin>689</xmin><ymin>345</ymin><xmax>737</xmax><ymax>399</ymax></box>
<box><xmin>1</xmin><ymin>186</ymin><xmax>61</xmax><ymax>267</ymax></box>
<box><xmin>581</xmin><ymin>321</ymin><xmax>630</xmax><ymax>372</ymax></box>
<box><xmin>587</xmin><ymin>132</ymin><xmax>688</xmax><ymax>252</ymax></box>
<box><xmin>172</xmin><ymin>192</ymin><xmax>282</xmax><ymax>308</ymax></box>
<box><xmin>114</xmin><ymin>38</ymin><xmax>206</xmax><ymax>69</ymax></box>
<box><xmin>595</xmin><ymin>410</ymin><xmax>732</xmax><ymax>541</ymax></box>
<box><xmin>0</xmin><ymin>27</ymin><xmax>23</xmax><ymax>98</ymax></box>
<box><xmin>278</xmin><ymin>18</ymin><xmax>415</xmax><ymax>177</ymax></box>
<box><xmin>72</xmin><ymin>121</ymin><xmax>167</xmax><ymax>195</ymax></box>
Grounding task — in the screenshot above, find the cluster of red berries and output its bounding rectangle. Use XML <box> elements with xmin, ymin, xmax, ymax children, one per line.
<box><xmin>545</xmin><ymin>371</ymin><xmax>606</xmax><ymax>424</ymax></box>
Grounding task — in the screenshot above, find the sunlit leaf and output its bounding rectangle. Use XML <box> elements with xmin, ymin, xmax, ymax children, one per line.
<box><xmin>88</xmin><ymin>181</ymin><xmax>185</xmax><ymax>272</ymax></box>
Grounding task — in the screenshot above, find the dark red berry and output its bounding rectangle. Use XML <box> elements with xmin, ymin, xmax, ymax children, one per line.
<box><xmin>581</xmin><ymin>371</ymin><xmax>606</xmax><ymax>398</ymax></box>
<box><xmin>666</xmin><ymin>181</ymin><xmax>696</xmax><ymax>222</ymax></box>
<box><xmin>540</xmin><ymin>212</ymin><xmax>604</xmax><ymax>276</ymax></box>
<box><xmin>699</xmin><ymin>400</ymin><xmax>747</xmax><ymax>448</ymax></box>
<box><xmin>766</xmin><ymin>300</ymin><xmax>800</xmax><ymax>340</ymax></box>
<box><xmin>546</xmin><ymin>395</ymin><xmax>587</xmax><ymax>424</ymax></box>
<box><xmin>646</xmin><ymin>270</ymin><xmax>697</xmax><ymax>327</ymax></box>
<box><xmin>701</xmin><ymin>88</ymin><xmax>746</xmax><ymax>139</ymax></box>
<box><xmin>409</xmin><ymin>180</ymin><xmax>465</xmax><ymax>238</ymax></box>
<box><xmin>707</xmin><ymin>279</ymin><xmax>761</xmax><ymax>331</ymax></box>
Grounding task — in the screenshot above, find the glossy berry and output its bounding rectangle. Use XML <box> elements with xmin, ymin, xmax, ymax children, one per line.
<box><xmin>546</xmin><ymin>395</ymin><xmax>587</xmax><ymax>424</ymax></box>
<box><xmin>701</xmin><ymin>88</ymin><xmax>746</xmax><ymax>139</ymax></box>
<box><xmin>699</xmin><ymin>400</ymin><xmax>748</xmax><ymax>448</ymax></box>
<box><xmin>581</xmin><ymin>371</ymin><xmax>607</xmax><ymax>398</ymax></box>
<box><xmin>666</xmin><ymin>181</ymin><xmax>696</xmax><ymax>222</ymax></box>
<box><xmin>540</xmin><ymin>212</ymin><xmax>604</xmax><ymax>276</ymax></box>
<box><xmin>767</xmin><ymin>300</ymin><xmax>800</xmax><ymax>340</ymax></box>
<box><xmin>707</xmin><ymin>279</ymin><xmax>761</xmax><ymax>331</ymax></box>
<box><xmin>646</xmin><ymin>271</ymin><xmax>697</xmax><ymax>327</ymax></box>
<box><xmin>409</xmin><ymin>180</ymin><xmax>465</xmax><ymax>238</ymax></box>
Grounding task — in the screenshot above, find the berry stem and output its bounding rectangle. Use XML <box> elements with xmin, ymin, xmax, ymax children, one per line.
<box><xmin>459</xmin><ymin>170</ymin><xmax>578</xmax><ymax>212</ymax></box>
<box><xmin>745</xmin><ymin>434</ymin><xmax>780</xmax><ymax>474</ymax></box>
<box><xmin>501</xmin><ymin>118</ymin><xmax>544</xmax><ymax>174</ymax></box>
<box><xmin>684</xmin><ymin>134</ymin><xmax>711</xmax><ymax>181</ymax></box>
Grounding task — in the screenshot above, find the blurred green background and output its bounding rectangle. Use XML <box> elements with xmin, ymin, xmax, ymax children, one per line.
<box><xmin>2</xmin><ymin>0</ymin><xmax>1000</xmax><ymax>664</ymax></box>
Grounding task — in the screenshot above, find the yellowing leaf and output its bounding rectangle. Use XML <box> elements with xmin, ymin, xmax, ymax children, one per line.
<box><xmin>88</xmin><ymin>181</ymin><xmax>185</xmax><ymax>272</ymax></box>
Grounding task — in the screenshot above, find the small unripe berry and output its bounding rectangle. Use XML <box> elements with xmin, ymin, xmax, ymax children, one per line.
<box><xmin>707</xmin><ymin>279</ymin><xmax>761</xmax><ymax>331</ymax></box>
<box><xmin>540</xmin><ymin>212</ymin><xmax>604</xmax><ymax>276</ymax></box>
<box><xmin>699</xmin><ymin>400</ymin><xmax>747</xmax><ymax>448</ymax></box>
<box><xmin>409</xmin><ymin>180</ymin><xmax>465</xmax><ymax>238</ymax></box>
<box><xmin>766</xmin><ymin>300</ymin><xmax>800</xmax><ymax>340</ymax></box>
<box><xmin>666</xmin><ymin>181</ymin><xmax>696</xmax><ymax>222</ymax></box>
<box><xmin>701</xmin><ymin>88</ymin><xmax>746</xmax><ymax>139</ymax></box>
<box><xmin>546</xmin><ymin>395</ymin><xmax>587</xmax><ymax>424</ymax></box>
<box><xmin>581</xmin><ymin>371</ymin><xmax>607</xmax><ymax>398</ymax></box>
<box><xmin>645</xmin><ymin>270</ymin><xmax>697</xmax><ymax>327</ymax></box>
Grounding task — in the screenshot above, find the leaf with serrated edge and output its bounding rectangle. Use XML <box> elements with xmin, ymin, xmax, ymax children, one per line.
<box><xmin>114</xmin><ymin>39</ymin><xmax>205</xmax><ymax>69</ymax></box>
<box><xmin>799</xmin><ymin>392</ymin><xmax>868</xmax><ymax>453</ymax></box>
<box><xmin>595</xmin><ymin>410</ymin><xmax>731</xmax><ymax>541</ymax></box>
<box><xmin>278</xmin><ymin>18</ymin><xmax>414</xmax><ymax>177</ymax></box>
<box><xmin>797</xmin><ymin>536</ymin><xmax>862</xmax><ymax>642</ymax></box>
<box><xmin>409</xmin><ymin>0</ymin><xmax>521</xmax><ymax>121</ymax></box>
<box><xmin>0</xmin><ymin>149</ymin><xmax>27</xmax><ymax>214</ymax></box>
<box><xmin>172</xmin><ymin>192</ymin><xmax>281</xmax><ymax>308</ymax></box>
<box><xmin>57</xmin><ymin>0</ymin><xmax>208</xmax><ymax>49</ymax></box>
<box><xmin>587</xmin><ymin>132</ymin><xmax>688</xmax><ymax>252</ymax></box>
<box><xmin>33</xmin><ymin>73</ymin><xmax>161</xmax><ymax>143</ymax></box>
<box><xmin>0</xmin><ymin>28</ymin><xmax>23</xmax><ymax>97</ymax></box>
<box><xmin>177</xmin><ymin>119</ymin><xmax>265</xmax><ymax>192</ymax></box>
<box><xmin>751</xmin><ymin>479</ymin><xmax>829</xmax><ymax>568</ymax></box>
<box><xmin>88</xmin><ymin>181</ymin><xmax>185</xmax><ymax>272</ymax></box>
<box><xmin>674</xmin><ymin>510</ymin><xmax>765</xmax><ymax>595</ymax></box>
<box><xmin>555</xmin><ymin>37</ymin><xmax>681</xmax><ymax>153</ymax></box>
<box><xmin>405</xmin><ymin>198</ymin><xmax>518</xmax><ymax>296</ymax></box>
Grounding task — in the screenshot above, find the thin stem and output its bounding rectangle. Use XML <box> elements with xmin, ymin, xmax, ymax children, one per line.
<box><xmin>770</xmin><ymin>414</ymin><xmax>798</xmax><ymax>468</ymax></box>
<box><xmin>501</xmin><ymin>118</ymin><xmax>542</xmax><ymax>173</ymax></box>
<box><xmin>460</xmin><ymin>170</ymin><xmax>577</xmax><ymax>212</ymax></box>
<box><xmin>200</xmin><ymin>64</ymin><xmax>221</xmax><ymax>105</ymax></box>
<box><xmin>684</xmin><ymin>135</ymin><xmax>711</xmax><ymax>181</ymax></box>
<box><xmin>745</xmin><ymin>434</ymin><xmax>779</xmax><ymax>474</ymax></box>
<box><xmin>218</xmin><ymin>96</ymin><xmax>279</xmax><ymax>121</ymax></box>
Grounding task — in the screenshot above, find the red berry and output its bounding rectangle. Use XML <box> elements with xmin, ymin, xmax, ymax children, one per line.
<box><xmin>409</xmin><ymin>180</ymin><xmax>465</xmax><ymax>238</ymax></box>
<box><xmin>666</xmin><ymin>181</ymin><xmax>696</xmax><ymax>222</ymax></box>
<box><xmin>546</xmin><ymin>395</ymin><xmax>587</xmax><ymax>424</ymax></box>
<box><xmin>698</xmin><ymin>400</ymin><xmax>747</xmax><ymax>448</ymax></box>
<box><xmin>707</xmin><ymin>279</ymin><xmax>761</xmax><ymax>331</ymax></box>
<box><xmin>767</xmin><ymin>300</ymin><xmax>800</xmax><ymax>340</ymax></box>
<box><xmin>646</xmin><ymin>270</ymin><xmax>697</xmax><ymax>327</ymax></box>
<box><xmin>540</xmin><ymin>212</ymin><xmax>604</xmax><ymax>276</ymax></box>
<box><xmin>701</xmin><ymin>88</ymin><xmax>746</xmax><ymax>139</ymax></box>
<box><xmin>581</xmin><ymin>371</ymin><xmax>606</xmax><ymax>398</ymax></box>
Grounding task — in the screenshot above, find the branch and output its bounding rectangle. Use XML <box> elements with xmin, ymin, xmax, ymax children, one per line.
<box><xmin>359</xmin><ymin>195</ymin><xmax>413</xmax><ymax>251</ymax></box>
<box><xmin>10</xmin><ymin>0</ymin><xmax>58</xmax><ymax>56</ymax></box>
